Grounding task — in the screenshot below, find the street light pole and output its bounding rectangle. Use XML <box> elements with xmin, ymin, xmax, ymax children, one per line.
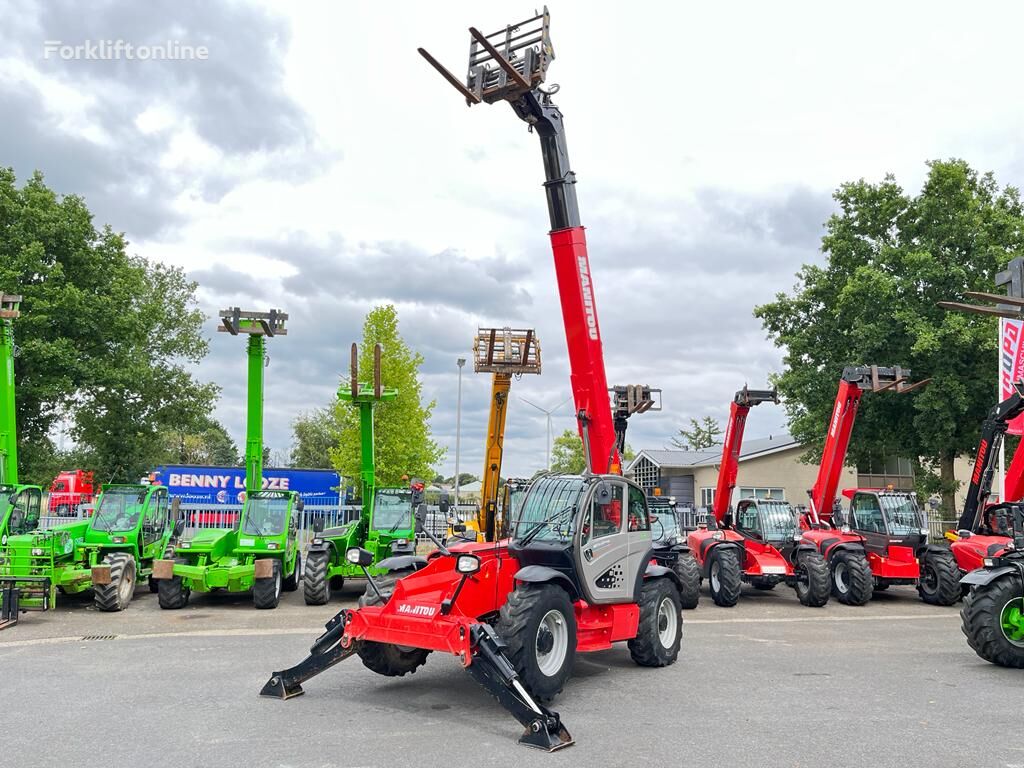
<box><xmin>454</xmin><ymin>357</ymin><xmax>466</xmax><ymax>508</ymax></box>
<box><xmin>520</xmin><ymin>396</ymin><xmax>571</xmax><ymax>472</ymax></box>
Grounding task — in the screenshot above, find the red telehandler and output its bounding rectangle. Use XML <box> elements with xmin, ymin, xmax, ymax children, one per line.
<box><xmin>261</xmin><ymin>10</ymin><xmax>686</xmax><ymax>750</ymax></box>
<box><xmin>796</xmin><ymin>365</ymin><xmax>949</xmax><ymax>606</ymax></box>
<box><xmin>688</xmin><ymin>386</ymin><xmax>832</xmax><ymax>607</ymax></box>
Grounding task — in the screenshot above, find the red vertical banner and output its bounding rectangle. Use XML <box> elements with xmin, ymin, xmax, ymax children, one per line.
<box><xmin>1000</xmin><ymin>317</ymin><xmax>1024</xmax><ymax>435</ymax></box>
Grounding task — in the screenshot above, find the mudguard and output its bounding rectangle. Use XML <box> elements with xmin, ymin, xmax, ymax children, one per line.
<box><xmin>644</xmin><ymin>562</ymin><xmax>682</xmax><ymax>591</ymax></box>
<box><xmin>960</xmin><ymin>565</ymin><xmax>1020</xmax><ymax>588</ymax></box>
<box><xmin>921</xmin><ymin>543</ymin><xmax>952</xmax><ymax>557</ymax></box>
<box><xmin>376</xmin><ymin>555</ymin><xmax>429</xmax><ymax>573</ymax></box>
<box><xmin>513</xmin><ymin>565</ymin><xmax>579</xmax><ymax>601</ymax></box>
<box><xmin>697</xmin><ymin>539</ymin><xmax>744</xmax><ymax>576</ymax></box>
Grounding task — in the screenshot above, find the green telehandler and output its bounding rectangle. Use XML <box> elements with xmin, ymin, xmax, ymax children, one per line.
<box><xmin>0</xmin><ymin>483</ymin><xmax>182</xmax><ymax>620</ymax></box>
<box><xmin>154</xmin><ymin>307</ymin><xmax>302</xmax><ymax>610</ymax></box>
<box><xmin>302</xmin><ymin>343</ymin><xmax>418</xmax><ymax>605</ymax></box>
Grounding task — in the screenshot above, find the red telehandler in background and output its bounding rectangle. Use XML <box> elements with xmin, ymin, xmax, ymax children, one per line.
<box><xmin>261</xmin><ymin>10</ymin><xmax>687</xmax><ymax>750</ymax></box>
<box><xmin>688</xmin><ymin>386</ymin><xmax>831</xmax><ymax>607</ymax></box>
<box><xmin>798</xmin><ymin>365</ymin><xmax>940</xmax><ymax>606</ymax></box>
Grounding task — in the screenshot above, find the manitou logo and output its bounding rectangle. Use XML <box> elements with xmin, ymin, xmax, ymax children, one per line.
<box><xmin>397</xmin><ymin>603</ymin><xmax>437</xmax><ymax>617</ymax></box>
<box><xmin>972</xmin><ymin>439</ymin><xmax>989</xmax><ymax>485</ymax></box>
<box><xmin>577</xmin><ymin>256</ymin><xmax>599</xmax><ymax>341</ymax></box>
<box><xmin>828</xmin><ymin>403</ymin><xmax>842</xmax><ymax>438</ymax></box>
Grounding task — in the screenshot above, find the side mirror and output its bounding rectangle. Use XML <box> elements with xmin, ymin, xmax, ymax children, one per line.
<box><xmin>722</xmin><ymin>512</ymin><xmax>733</xmax><ymax>529</ymax></box>
<box><xmin>312</xmin><ymin>516</ymin><xmax>325</xmax><ymax>533</ymax></box>
<box><xmin>453</xmin><ymin>523</ymin><xmax>467</xmax><ymax>533</ymax></box>
<box><xmin>414</xmin><ymin>502</ymin><xmax>428</xmax><ymax>534</ymax></box>
<box><xmin>296</xmin><ymin>497</ymin><xmax>305</xmax><ymax>512</ymax></box>
<box><xmin>595</xmin><ymin>482</ymin><xmax>613</xmax><ymax>505</ymax></box>
<box><xmin>173</xmin><ymin>519</ymin><xmax>185</xmax><ymax>537</ymax></box>
<box><xmin>439</xmin><ymin>494</ymin><xmax>450</xmax><ymax>517</ymax></box>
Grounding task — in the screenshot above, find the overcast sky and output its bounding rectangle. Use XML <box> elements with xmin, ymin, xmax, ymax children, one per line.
<box><xmin>3</xmin><ymin>1</ymin><xmax>1024</xmax><ymax>478</ymax></box>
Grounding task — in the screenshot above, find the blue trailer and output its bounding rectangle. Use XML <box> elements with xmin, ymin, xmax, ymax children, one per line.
<box><xmin>149</xmin><ymin>465</ymin><xmax>343</xmax><ymax>507</ymax></box>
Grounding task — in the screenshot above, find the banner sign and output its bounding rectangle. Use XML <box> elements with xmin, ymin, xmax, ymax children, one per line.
<box><xmin>149</xmin><ymin>465</ymin><xmax>343</xmax><ymax>506</ymax></box>
<box><xmin>1000</xmin><ymin>317</ymin><xmax>1024</xmax><ymax>436</ymax></box>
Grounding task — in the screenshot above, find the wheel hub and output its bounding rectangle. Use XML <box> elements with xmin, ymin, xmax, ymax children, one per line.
<box><xmin>656</xmin><ymin>596</ymin><xmax>678</xmax><ymax>648</ymax></box>
<box><xmin>536</xmin><ymin>625</ymin><xmax>555</xmax><ymax>654</ymax></box>
<box><xmin>834</xmin><ymin>562</ymin><xmax>848</xmax><ymax>592</ymax></box>
<box><xmin>536</xmin><ymin>609</ymin><xmax>569</xmax><ymax>677</ymax></box>
<box><xmin>1000</xmin><ymin>598</ymin><xmax>1024</xmax><ymax>646</ymax></box>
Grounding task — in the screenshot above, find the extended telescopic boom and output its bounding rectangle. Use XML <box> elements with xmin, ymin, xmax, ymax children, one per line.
<box><xmin>0</xmin><ymin>295</ymin><xmax>23</xmax><ymax>485</ymax></box>
<box><xmin>711</xmin><ymin>387</ymin><xmax>778</xmax><ymax>523</ymax></box>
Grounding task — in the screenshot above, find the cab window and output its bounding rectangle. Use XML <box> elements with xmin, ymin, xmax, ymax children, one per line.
<box><xmin>851</xmin><ymin>494</ymin><xmax>884</xmax><ymax>533</ymax></box>
<box><xmin>627</xmin><ymin>485</ymin><xmax>650</xmax><ymax>532</ymax></box>
<box><xmin>582</xmin><ymin>483</ymin><xmax>625</xmax><ymax>543</ymax></box>
<box><xmin>737</xmin><ymin>501</ymin><xmax>761</xmax><ymax>536</ymax></box>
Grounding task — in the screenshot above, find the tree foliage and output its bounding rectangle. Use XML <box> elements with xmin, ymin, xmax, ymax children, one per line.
<box><xmin>0</xmin><ymin>169</ymin><xmax>218</xmax><ymax>484</ymax></box>
<box><xmin>162</xmin><ymin>419</ymin><xmax>238</xmax><ymax>466</ymax></box>
<box><xmin>330</xmin><ymin>305</ymin><xmax>444</xmax><ymax>487</ymax></box>
<box><xmin>290</xmin><ymin>407</ymin><xmax>339</xmax><ymax>468</ymax></box>
<box><xmin>551</xmin><ymin>429</ymin><xmax>586</xmax><ymax>474</ymax></box>
<box><xmin>755</xmin><ymin>160</ymin><xmax>1024</xmax><ymax>511</ymax></box>
<box><xmin>670</xmin><ymin>416</ymin><xmax>723</xmax><ymax>450</ymax></box>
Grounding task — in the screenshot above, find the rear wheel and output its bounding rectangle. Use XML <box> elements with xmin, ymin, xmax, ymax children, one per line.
<box><xmin>629</xmin><ymin>578</ymin><xmax>682</xmax><ymax>667</ymax></box>
<box><xmin>961</xmin><ymin>577</ymin><xmax>1024</xmax><ymax>668</ymax></box>
<box><xmin>303</xmin><ymin>550</ymin><xmax>330</xmax><ymax>605</ymax></box>
<box><xmin>794</xmin><ymin>552</ymin><xmax>830</xmax><ymax>607</ymax></box>
<box><xmin>917</xmin><ymin>549</ymin><xmax>960</xmax><ymax>606</ymax></box>
<box><xmin>282</xmin><ymin>553</ymin><xmax>300</xmax><ymax>592</ymax></box>
<box><xmin>495</xmin><ymin>583</ymin><xmax>576</xmax><ymax>702</ymax></box>
<box><xmin>708</xmin><ymin>547</ymin><xmax>742</xmax><ymax>607</ymax></box>
<box><xmin>357</xmin><ymin>568</ymin><xmax>413</xmax><ymax>608</ymax></box>
<box><xmin>94</xmin><ymin>553</ymin><xmax>136</xmax><ymax>612</ymax></box>
<box><xmin>672</xmin><ymin>553</ymin><xmax>701</xmax><ymax>609</ymax></box>
<box><xmin>253</xmin><ymin>560</ymin><xmax>282</xmax><ymax>609</ymax></box>
<box><xmin>830</xmin><ymin>550</ymin><xmax>873</xmax><ymax>606</ymax></box>
<box><xmin>157</xmin><ymin>559</ymin><xmax>190</xmax><ymax>609</ymax></box>
<box><xmin>354</xmin><ymin>568</ymin><xmax>431</xmax><ymax>675</ymax></box>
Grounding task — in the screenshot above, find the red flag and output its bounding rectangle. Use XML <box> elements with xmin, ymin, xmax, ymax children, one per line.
<box><xmin>1000</xmin><ymin>318</ymin><xmax>1024</xmax><ymax>435</ymax></box>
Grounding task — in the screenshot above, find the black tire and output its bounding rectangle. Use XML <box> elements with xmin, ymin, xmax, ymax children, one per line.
<box><xmin>253</xmin><ymin>560</ymin><xmax>282</xmax><ymax>609</ymax></box>
<box><xmin>708</xmin><ymin>547</ymin><xmax>742</xmax><ymax>607</ymax></box>
<box><xmin>494</xmin><ymin>584</ymin><xmax>577</xmax><ymax>702</ymax></box>
<box><xmin>357</xmin><ymin>568</ymin><xmax>413</xmax><ymax>608</ymax></box>
<box><xmin>961</xmin><ymin>577</ymin><xmax>1024</xmax><ymax>668</ymax></box>
<box><xmin>629</xmin><ymin>578</ymin><xmax>683</xmax><ymax>667</ymax></box>
<box><xmin>303</xmin><ymin>550</ymin><xmax>330</xmax><ymax>605</ymax></box>
<box><xmin>831</xmin><ymin>550</ymin><xmax>873</xmax><ymax>606</ymax></box>
<box><xmin>751</xmin><ymin>578</ymin><xmax>777</xmax><ymax>591</ymax></box>
<box><xmin>357</xmin><ymin>641</ymin><xmax>431</xmax><ymax>676</ymax></box>
<box><xmin>282</xmin><ymin>553</ymin><xmax>300</xmax><ymax>592</ymax></box>
<box><xmin>94</xmin><ymin>553</ymin><xmax>136</xmax><ymax>612</ymax></box>
<box><xmin>672</xmin><ymin>553</ymin><xmax>701</xmax><ymax>610</ymax></box>
<box><xmin>794</xmin><ymin>551</ymin><xmax>830</xmax><ymax>607</ymax></box>
<box><xmin>157</xmin><ymin>558</ymin><xmax>191</xmax><ymax>609</ymax></box>
<box><xmin>150</xmin><ymin>544</ymin><xmax>175</xmax><ymax>593</ymax></box>
<box><xmin>917</xmin><ymin>549</ymin><xmax>960</xmax><ymax>606</ymax></box>
<box><xmin>329</xmin><ymin>575</ymin><xmax>345</xmax><ymax>591</ymax></box>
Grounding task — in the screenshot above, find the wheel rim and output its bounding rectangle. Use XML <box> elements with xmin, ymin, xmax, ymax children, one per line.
<box><xmin>1000</xmin><ymin>598</ymin><xmax>1024</xmax><ymax>647</ymax></box>
<box><xmin>921</xmin><ymin>562</ymin><xmax>937</xmax><ymax>593</ymax></box>
<box><xmin>117</xmin><ymin>566</ymin><xmax>134</xmax><ymax>603</ymax></box>
<box><xmin>834</xmin><ymin>562</ymin><xmax>848</xmax><ymax>593</ymax></box>
<box><xmin>710</xmin><ymin>560</ymin><xmax>721</xmax><ymax>592</ymax></box>
<box><xmin>274</xmin><ymin>570</ymin><xmax>282</xmax><ymax>600</ymax></box>
<box><xmin>657</xmin><ymin>596</ymin><xmax>678</xmax><ymax>648</ymax></box>
<box><xmin>536</xmin><ymin>609</ymin><xmax>569</xmax><ymax>677</ymax></box>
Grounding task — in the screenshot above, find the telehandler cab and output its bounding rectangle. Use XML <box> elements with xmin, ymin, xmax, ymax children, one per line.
<box><xmin>154</xmin><ymin>308</ymin><xmax>301</xmax><ymax>610</ymax></box>
<box><xmin>262</xmin><ymin>10</ymin><xmax>685</xmax><ymax>749</ymax></box>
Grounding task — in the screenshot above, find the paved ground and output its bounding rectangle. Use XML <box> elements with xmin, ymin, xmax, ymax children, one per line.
<box><xmin>2</xmin><ymin>583</ymin><xmax>1022</xmax><ymax>768</ymax></box>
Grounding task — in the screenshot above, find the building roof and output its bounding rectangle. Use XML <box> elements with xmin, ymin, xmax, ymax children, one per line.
<box><xmin>627</xmin><ymin>434</ymin><xmax>800</xmax><ymax>472</ymax></box>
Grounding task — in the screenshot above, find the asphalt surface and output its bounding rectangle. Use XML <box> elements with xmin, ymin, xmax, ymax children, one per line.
<box><xmin>1</xmin><ymin>583</ymin><xmax>1022</xmax><ymax>768</ymax></box>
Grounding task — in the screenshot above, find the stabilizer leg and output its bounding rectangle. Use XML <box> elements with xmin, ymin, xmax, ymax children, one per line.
<box><xmin>260</xmin><ymin>610</ymin><xmax>358</xmax><ymax>698</ymax></box>
<box><xmin>465</xmin><ymin>624</ymin><xmax>574</xmax><ymax>751</ymax></box>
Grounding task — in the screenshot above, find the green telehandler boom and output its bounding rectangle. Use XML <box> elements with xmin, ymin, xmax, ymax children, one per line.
<box><xmin>155</xmin><ymin>307</ymin><xmax>303</xmax><ymax>610</ymax></box>
<box><xmin>302</xmin><ymin>343</ymin><xmax>418</xmax><ymax>605</ymax></box>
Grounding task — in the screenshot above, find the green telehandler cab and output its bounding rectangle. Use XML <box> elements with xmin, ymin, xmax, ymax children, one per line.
<box><xmin>0</xmin><ymin>483</ymin><xmax>182</xmax><ymax>620</ymax></box>
<box><xmin>303</xmin><ymin>343</ymin><xmax>417</xmax><ymax>605</ymax></box>
<box><xmin>154</xmin><ymin>307</ymin><xmax>302</xmax><ymax>610</ymax></box>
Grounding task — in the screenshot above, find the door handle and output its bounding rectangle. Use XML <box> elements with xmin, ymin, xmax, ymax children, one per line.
<box><xmin>583</xmin><ymin>548</ymin><xmax>593</xmax><ymax>562</ymax></box>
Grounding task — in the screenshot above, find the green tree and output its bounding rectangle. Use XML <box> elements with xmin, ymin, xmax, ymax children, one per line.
<box><xmin>0</xmin><ymin>169</ymin><xmax>218</xmax><ymax>484</ymax></box>
<box><xmin>163</xmin><ymin>419</ymin><xmax>238</xmax><ymax>466</ymax></box>
<box><xmin>755</xmin><ymin>159</ymin><xmax>1024</xmax><ymax>513</ymax></box>
<box><xmin>670</xmin><ymin>416</ymin><xmax>722</xmax><ymax>450</ymax></box>
<box><xmin>551</xmin><ymin>429</ymin><xmax>586</xmax><ymax>474</ymax></box>
<box><xmin>330</xmin><ymin>305</ymin><xmax>444</xmax><ymax>486</ymax></box>
<box><xmin>290</xmin><ymin>407</ymin><xmax>340</xmax><ymax>468</ymax></box>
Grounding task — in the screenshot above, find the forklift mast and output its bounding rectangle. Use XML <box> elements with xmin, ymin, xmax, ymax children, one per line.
<box><xmin>807</xmin><ymin>366</ymin><xmax>925</xmax><ymax>525</ymax></box>
<box><xmin>419</xmin><ymin>9</ymin><xmax>654</xmax><ymax>474</ymax></box>
<box><xmin>337</xmin><ymin>343</ymin><xmax>397</xmax><ymax>521</ymax></box>
<box><xmin>218</xmin><ymin>308</ymin><xmax>288</xmax><ymax>495</ymax></box>
<box><xmin>473</xmin><ymin>327</ymin><xmax>541</xmax><ymax>541</ymax></box>
<box><xmin>711</xmin><ymin>386</ymin><xmax>778</xmax><ymax>523</ymax></box>
<box><xmin>955</xmin><ymin>381</ymin><xmax>1024</xmax><ymax>531</ymax></box>
<box><xmin>0</xmin><ymin>295</ymin><xmax>22</xmax><ymax>486</ymax></box>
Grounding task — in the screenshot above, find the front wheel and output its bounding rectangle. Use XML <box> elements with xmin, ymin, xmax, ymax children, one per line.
<box><xmin>794</xmin><ymin>552</ymin><xmax>830</xmax><ymax>607</ymax></box>
<box><xmin>303</xmin><ymin>550</ymin><xmax>330</xmax><ymax>605</ymax></box>
<box><xmin>629</xmin><ymin>578</ymin><xmax>683</xmax><ymax>667</ymax></box>
<box><xmin>708</xmin><ymin>547</ymin><xmax>742</xmax><ymax>607</ymax></box>
<box><xmin>672</xmin><ymin>553</ymin><xmax>701</xmax><ymax>610</ymax></box>
<box><xmin>253</xmin><ymin>560</ymin><xmax>282</xmax><ymax>609</ymax></box>
<box><xmin>495</xmin><ymin>584</ymin><xmax>577</xmax><ymax>702</ymax></box>
<box><xmin>917</xmin><ymin>550</ymin><xmax>960</xmax><ymax>606</ymax></box>
<box><xmin>830</xmin><ymin>550</ymin><xmax>873</xmax><ymax>606</ymax></box>
<box><xmin>94</xmin><ymin>553</ymin><xmax>136</xmax><ymax>612</ymax></box>
<box><xmin>961</xmin><ymin>577</ymin><xmax>1024</xmax><ymax>667</ymax></box>
<box><xmin>157</xmin><ymin>560</ymin><xmax>190</xmax><ymax>609</ymax></box>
